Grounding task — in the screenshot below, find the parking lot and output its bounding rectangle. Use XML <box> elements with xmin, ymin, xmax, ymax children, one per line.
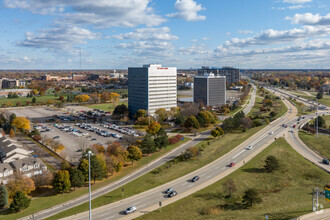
<box><xmin>38</xmin><ymin>121</ymin><xmax>140</xmax><ymax>164</ymax></box>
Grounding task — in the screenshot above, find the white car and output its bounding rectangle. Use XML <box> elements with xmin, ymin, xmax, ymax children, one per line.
<box><xmin>247</xmin><ymin>145</ymin><xmax>253</xmax><ymax>150</ymax></box>
<box><xmin>124</xmin><ymin>206</ymin><xmax>137</xmax><ymax>214</ymax></box>
<box><xmin>269</xmin><ymin>131</ymin><xmax>274</xmax><ymax>135</ymax></box>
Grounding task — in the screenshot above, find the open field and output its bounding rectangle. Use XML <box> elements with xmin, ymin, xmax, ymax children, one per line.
<box><xmin>0</xmin><ymin>94</ymin><xmax>72</xmax><ymax>106</ymax></box>
<box><xmin>85</xmin><ymin>101</ymin><xmax>127</xmax><ymax>111</ymax></box>
<box><xmin>299</xmin><ymin>130</ymin><xmax>330</xmax><ymax>159</ymax></box>
<box><xmin>138</xmin><ymin>138</ymin><xmax>330</xmax><ymax>220</ymax></box>
<box><xmin>0</xmin><ymin>138</ymin><xmax>190</xmax><ymax>220</ymax></box>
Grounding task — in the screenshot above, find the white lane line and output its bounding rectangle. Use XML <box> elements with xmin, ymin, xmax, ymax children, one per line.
<box><xmin>182</xmin><ymin>182</ymin><xmax>189</xmax><ymax>186</ymax></box>
<box><xmin>206</xmin><ymin>175</ymin><xmax>212</xmax><ymax>179</ymax></box>
<box><xmin>104</xmin><ymin>215</ymin><xmax>116</xmax><ymax>220</ymax></box>
<box><xmin>232</xmin><ymin>150</ymin><xmax>245</xmax><ymax>159</ymax></box>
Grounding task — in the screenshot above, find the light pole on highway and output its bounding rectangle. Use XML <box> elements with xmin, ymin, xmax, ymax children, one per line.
<box><xmin>86</xmin><ymin>150</ymin><xmax>94</xmax><ymax>220</ymax></box>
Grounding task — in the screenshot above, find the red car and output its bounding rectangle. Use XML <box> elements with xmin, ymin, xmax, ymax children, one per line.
<box><xmin>229</xmin><ymin>162</ymin><xmax>235</xmax><ymax>167</ymax></box>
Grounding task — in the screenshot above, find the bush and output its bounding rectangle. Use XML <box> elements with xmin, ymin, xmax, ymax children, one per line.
<box><xmin>10</xmin><ymin>191</ymin><xmax>31</xmax><ymax>213</ymax></box>
<box><xmin>168</xmin><ymin>135</ymin><xmax>184</xmax><ymax>144</ymax></box>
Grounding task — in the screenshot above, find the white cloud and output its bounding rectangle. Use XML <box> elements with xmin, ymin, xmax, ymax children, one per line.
<box><xmin>17</xmin><ymin>25</ymin><xmax>101</xmax><ymax>50</ymax></box>
<box><xmin>179</xmin><ymin>44</ymin><xmax>210</xmax><ymax>55</ymax></box>
<box><xmin>167</xmin><ymin>0</ymin><xmax>205</xmax><ymax>22</ymax></box>
<box><xmin>114</xmin><ymin>27</ymin><xmax>178</xmax><ymax>57</ymax></box>
<box><xmin>283</xmin><ymin>0</ymin><xmax>312</xmax><ymax>3</ymax></box>
<box><xmin>287</xmin><ymin>13</ymin><xmax>330</xmax><ymax>25</ymax></box>
<box><xmin>219</xmin><ymin>26</ymin><xmax>330</xmax><ymax>48</ymax></box>
<box><xmin>238</xmin><ymin>30</ymin><xmax>253</xmax><ymax>34</ymax></box>
<box><xmin>4</xmin><ymin>0</ymin><xmax>165</xmax><ymax>28</ymax></box>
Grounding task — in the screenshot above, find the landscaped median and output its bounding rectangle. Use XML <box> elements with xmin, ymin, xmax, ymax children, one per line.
<box><xmin>137</xmin><ymin>138</ymin><xmax>330</xmax><ymax>220</ymax></box>
<box><xmin>0</xmin><ymin>138</ymin><xmax>190</xmax><ymax>220</ymax></box>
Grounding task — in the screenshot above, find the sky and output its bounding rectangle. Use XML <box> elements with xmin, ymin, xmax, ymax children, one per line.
<box><xmin>0</xmin><ymin>0</ymin><xmax>329</xmax><ymax>69</ymax></box>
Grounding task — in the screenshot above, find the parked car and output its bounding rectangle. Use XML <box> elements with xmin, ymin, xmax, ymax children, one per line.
<box><xmin>124</xmin><ymin>206</ymin><xmax>136</xmax><ymax>214</ymax></box>
<box><xmin>168</xmin><ymin>191</ymin><xmax>177</xmax><ymax>198</ymax></box>
<box><xmin>192</xmin><ymin>176</ymin><xmax>200</xmax><ymax>182</ymax></box>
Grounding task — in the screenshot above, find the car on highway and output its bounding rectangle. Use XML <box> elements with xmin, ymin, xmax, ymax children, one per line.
<box><xmin>168</xmin><ymin>191</ymin><xmax>177</xmax><ymax>198</ymax></box>
<box><xmin>269</xmin><ymin>131</ymin><xmax>274</xmax><ymax>135</ymax></box>
<box><xmin>192</xmin><ymin>176</ymin><xmax>200</xmax><ymax>182</ymax></box>
<box><xmin>53</xmin><ymin>136</ymin><xmax>60</xmax><ymax>139</ymax></box>
<box><xmin>322</xmin><ymin>159</ymin><xmax>329</xmax><ymax>165</ymax></box>
<box><xmin>229</xmin><ymin>162</ymin><xmax>235</xmax><ymax>167</ymax></box>
<box><xmin>124</xmin><ymin>206</ymin><xmax>137</xmax><ymax>214</ymax></box>
<box><xmin>165</xmin><ymin>188</ymin><xmax>174</xmax><ymax>194</ymax></box>
<box><xmin>247</xmin><ymin>145</ymin><xmax>253</xmax><ymax>150</ymax></box>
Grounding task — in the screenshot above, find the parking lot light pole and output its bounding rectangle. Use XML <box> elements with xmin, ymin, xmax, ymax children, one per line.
<box><xmin>86</xmin><ymin>151</ymin><xmax>93</xmax><ymax>220</ymax></box>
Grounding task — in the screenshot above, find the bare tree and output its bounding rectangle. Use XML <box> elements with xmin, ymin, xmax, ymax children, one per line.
<box><xmin>77</xmin><ymin>137</ymin><xmax>90</xmax><ymax>153</ymax></box>
<box><xmin>181</xmin><ymin>103</ymin><xmax>200</xmax><ymax>117</ymax></box>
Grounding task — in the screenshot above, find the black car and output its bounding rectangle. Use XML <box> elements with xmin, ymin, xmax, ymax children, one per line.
<box><xmin>322</xmin><ymin>158</ymin><xmax>329</xmax><ymax>165</ymax></box>
<box><xmin>165</xmin><ymin>188</ymin><xmax>174</xmax><ymax>194</ymax></box>
<box><xmin>168</xmin><ymin>191</ymin><xmax>177</xmax><ymax>198</ymax></box>
<box><xmin>192</xmin><ymin>176</ymin><xmax>200</xmax><ymax>182</ymax></box>
<box><xmin>53</xmin><ymin>136</ymin><xmax>60</xmax><ymax>139</ymax></box>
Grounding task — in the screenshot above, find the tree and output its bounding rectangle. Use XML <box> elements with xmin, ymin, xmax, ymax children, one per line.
<box><xmin>60</xmin><ymin>160</ymin><xmax>71</xmax><ymax>170</ymax></box>
<box><xmin>135</xmin><ymin>109</ymin><xmax>147</xmax><ymax>118</ymax></box>
<box><xmin>69</xmin><ymin>168</ymin><xmax>85</xmax><ymax>190</ymax></box>
<box><xmin>222</xmin><ymin>179</ymin><xmax>237</xmax><ymax>198</ymax></box>
<box><xmin>110</xmin><ymin>92</ymin><xmax>120</xmax><ymax>105</ymax></box>
<box><xmin>211</xmin><ymin>129</ymin><xmax>219</xmax><ymax>138</ymax></box>
<box><xmin>75</xmin><ymin>95</ymin><xmax>90</xmax><ymax>103</ymax></box>
<box><xmin>315</xmin><ymin>116</ymin><xmax>326</xmax><ymax>128</ymax></box>
<box><xmin>53</xmin><ymin>170</ymin><xmax>71</xmax><ymax>193</ymax></box>
<box><xmin>10</xmin><ymin>191</ymin><xmax>31</xmax><ymax>213</ymax></box>
<box><xmin>127</xmin><ymin>145</ymin><xmax>142</xmax><ymax>164</ymax></box>
<box><xmin>106</xmin><ymin>142</ymin><xmax>128</xmax><ymax>162</ymax></box>
<box><xmin>78</xmin><ymin>159</ymin><xmax>89</xmax><ymax>181</ymax></box>
<box><xmin>174</xmin><ymin>113</ymin><xmax>185</xmax><ymax>126</ymax></box>
<box><xmin>146</xmin><ymin>121</ymin><xmax>161</xmax><ymax>135</ymax></box>
<box><xmin>90</xmin><ymin>154</ymin><xmax>107</xmax><ymax>183</ymax></box>
<box><xmin>216</xmin><ymin>127</ymin><xmax>224</xmax><ymax>136</ymax></box>
<box><xmin>113</xmin><ymin>104</ymin><xmax>129</xmax><ymax>115</ymax></box>
<box><xmin>242</xmin><ymin>188</ymin><xmax>262</xmax><ymax>208</ymax></box>
<box><xmin>264</xmin><ymin>155</ymin><xmax>280</xmax><ymax>172</ymax></box>
<box><xmin>32</xmin><ymin>97</ymin><xmax>37</xmax><ymax>104</ymax></box>
<box><xmin>100</xmin><ymin>92</ymin><xmax>110</xmax><ymax>103</ymax></box>
<box><xmin>140</xmin><ymin>133</ymin><xmax>156</xmax><ymax>155</ymax></box>
<box><xmin>154</xmin><ymin>127</ymin><xmax>169</xmax><ymax>150</ymax></box>
<box><xmin>9</xmin><ymin>129</ymin><xmax>15</xmax><ymax>138</ymax></box>
<box><xmin>184</xmin><ymin>116</ymin><xmax>200</xmax><ymax>130</ymax></box>
<box><xmin>0</xmin><ymin>185</ymin><xmax>8</xmax><ymax>208</ymax></box>
<box><xmin>31</xmin><ymin>170</ymin><xmax>53</xmax><ymax>189</ymax></box>
<box><xmin>9</xmin><ymin>113</ymin><xmax>16</xmax><ymax>124</ymax></box>
<box><xmin>6</xmin><ymin>177</ymin><xmax>35</xmax><ymax>198</ymax></box>
<box><xmin>316</xmin><ymin>88</ymin><xmax>323</xmax><ymax>99</ymax></box>
<box><xmin>11</xmin><ymin>117</ymin><xmax>31</xmax><ymax>131</ymax></box>
<box><xmin>155</xmin><ymin>108</ymin><xmax>168</xmax><ymax>122</ymax></box>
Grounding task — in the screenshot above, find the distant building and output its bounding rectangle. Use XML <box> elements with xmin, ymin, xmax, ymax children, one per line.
<box><xmin>0</xmin><ymin>89</ymin><xmax>31</xmax><ymax>97</ymax></box>
<box><xmin>86</xmin><ymin>74</ymin><xmax>99</xmax><ymax>81</ymax></box>
<box><xmin>194</xmin><ymin>73</ymin><xmax>226</xmax><ymax>106</ymax></box>
<box><xmin>198</xmin><ymin>66</ymin><xmax>240</xmax><ymax>85</ymax></box>
<box><xmin>1</xmin><ymin>79</ymin><xmax>19</xmax><ymax>89</ymax></box>
<box><xmin>128</xmin><ymin>64</ymin><xmax>177</xmax><ymax>116</ymax></box>
<box><xmin>72</xmin><ymin>74</ymin><xmax>86</xmax><ymax>81</ymax></box>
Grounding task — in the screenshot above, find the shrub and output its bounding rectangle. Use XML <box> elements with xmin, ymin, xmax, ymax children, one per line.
<box><xmin>10</xmin><ymin>191</ymin><xmax>31</xmax><ymax>213</ymax></box>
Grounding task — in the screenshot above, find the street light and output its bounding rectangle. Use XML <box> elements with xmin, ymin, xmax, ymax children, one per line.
<box><xmin>85</xmin><ymin>151</ymin><xmax>94</xmax><ymax>220</ymax></box>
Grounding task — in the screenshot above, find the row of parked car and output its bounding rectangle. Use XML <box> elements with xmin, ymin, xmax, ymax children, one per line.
<box><xmin>54</xmin><ymin>124</ymin><xmax>89</xmax><ymax>137</ymax></box>
<box><xmin>77</xmin><ymin>123</ymin><xmax>123</xmax><ymax>139</ymax></box>
<box><xmin>100</xmin><ymin>121</ymin><xmax>140</xmax><ymax>137</ymax></box>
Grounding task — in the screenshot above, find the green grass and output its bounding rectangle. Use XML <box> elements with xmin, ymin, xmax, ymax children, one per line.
<box><xmin>138</xmin><ymin>138</ymin><xmax>330</xmax><ymax>220</ymax></box>
<box><xmin>299</xmin><ymin>130</ymin><xmax>330</xmax><ymax>159</ymax></box>
<box><xmin>296</xmin><ymin>94</ymin><xmax>330</xmax><ymax>107</ymax></box>
<box><xmin>85</xmin><ymin>101</ymin><xmax>127</xmax><ymax>111</ymax></box>
<box><xmin>0</xmin><ymin>138</ymin><xmax>190</xmax><ymax>220</ymax></box>
<box><xmin>46</xmin><ymin>125</ymin><xmax>266</xmax><ymax>220</ymax></box>
<box><xmin>290</xmin><ymin>99</ymin><xmax>315</xmax><ymax>116</ymax></box>
<box><xmin>0</xmin><ymin>94</ymin><xmax>69</xmax><ymax>106</ymax></box>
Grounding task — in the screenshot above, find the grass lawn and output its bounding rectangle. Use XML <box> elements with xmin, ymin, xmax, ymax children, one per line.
<box><xmin>138</xmin><ymin>138</ymin><xmax>330</xmax><ymax>220</ymax></box>
<box><xmin>0</xmin><ymin>138</ymin><xmax>190</xmax><ymax>220</ymax></box>
<box><xmin>290</xmin><ymin>99</ymin><xmax>315</xmax><ymax>116</ymax></box>
<box><xmin>297</xmin><ymin>94</ymin><xmax>330</xmax><ymax>107</ymax></box>
<box><xmin>324</xmin><ymin>115</ymin><xmax>330</xmax><ymax>127</ymax></box>
<box><xmin>0</xmin><ymin>94</ymin><xmax>69</xmax><ymax>106</ymax></box>
<box><xmin>46</xmin><ymin>125</ymin><xmax>266</xmax><ymax>220</ymax></box>
<box><xmin>85</xmin><ymin>101</ymin><xmax>127</xmax><ymax>112</ymax></box>
<box><xmin>299</xmin><ymin>130</ymin><xmax>330</xmax><ymax>159</ymax></box>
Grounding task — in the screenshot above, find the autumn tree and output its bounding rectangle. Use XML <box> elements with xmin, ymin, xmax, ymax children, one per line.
<box><xmin>78</xmin><ymin>159</ymin><xmax>89</xmax><ymax>181</ymax></box>
<box><xmin>75</xmin><ymin>95</ymin><xmax>90</xmax><ymax>103</ymax></box>
<box><xmin>184</xmin><ymin>116</ymin><xmax>200</xmax><ymax>130</ymax></box>
<box><xmin>9</xmin><ymin>129</ymin><xmax>15</xmax><ymax>138</ymax></box>
<box><xmin>110</xmin><ymin>92</ymin><xmax>120</xmax><ymax>105</ymax></box>
<box><xmin>53</xmin><ymin>170</ymin><xmax>71</xmax><ymax>193</ymax></box>
<box><xmin>100</xmin><ymin>92</ymin><xmax>110</xmax><ymax>103</ymax></box>
<box><xmin>6</xmin><ymin>177</ymin><xmax>35</xmax><ymax>198</ymax></box>
<box><xmin>10</xmin><ymin>191</ymin><xmax>31</xmax><ymax>213</ymax></box>
<box><xmin>127</xmin><ymin>145</ymin><xmax>142</xmax><ymax>164</ymax></box>
<box><xmin>135</xmin><ymin>109</ymin><xmax>147</xmax><ymax>119</ymax></box>
<box><xmin>155</xmin><ymin>108</ymin><xmax>168</xmax><ymax>122</ymax></box>
<box><xmin>90</xmin><ymin>92</ymin><xmax>100</xmax><ymax>104</ymax></box>
<box><xmin>31</xmin><ymin>170</ymin><xmax>53</xmax><ymax>189</ymax></box>
<box><xmin>11</xmin><ymin>117</ymin><xmax>31</xmax><ymax>131</ymax></box>
<box><xmin>60</xmin><ymin>160</ymin><xmax>71</xmax><ymax>170</ymax></box>
<box><xmin>146</xmin><ymin>121</ymin><xmax>161</xmax><ymax>135</ymax></box>
<box><xmin>211</xmin><ymin>129</ymin><xmax>219</xmax><ymax>138</ymax></box>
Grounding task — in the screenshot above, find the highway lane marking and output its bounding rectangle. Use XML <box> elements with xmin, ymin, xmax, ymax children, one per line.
<box><xmin>104</xmin><ymin>215</ymin><xmax>116</xmax><ymax>220</ymax></box>
<box><xmin>232</xmin><ymin>150</ymin><xmax>245</xmax><ymax>159</ymax></box>
<box><xmin>182</xmin><ymin>182</ymin><xmax>189</xmax><ymax>186</ymax></box>
<box><xmin>206</xmin><ymin>175</ymin><xmax>212</xmax><ymax>179</ymax></box>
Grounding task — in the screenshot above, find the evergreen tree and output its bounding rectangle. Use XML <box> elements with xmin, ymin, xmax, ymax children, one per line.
<box><xmin>242</xmin><ymin>188</ymin><xmax>262</xmax><ymax>208</ymax></box>
<box><xmin>69</xmin><ymin>168</ymin><xmax>85</xmax><ymax>190</ymax></box>
<box><xmin>141</xmin><ymin>133</ymin><xmax>156</xmax><ymax>155</ymax></box>
<box><xmin>154</xmin><ymin>127</ymin><xmax>169</xmax><ymax>150</ymax></box>
<box><xmin>78</xmin><ymin>159</ymin><xmax>89</xmax><ymax>181</ymax></box>
<box><xmin>0</xmin><ymin>185</ymin><xmax>8</xmax><ymax>208</ymax></box>
<box><xmin>264</xmin><ymin>155</ymin><xmax>280</xmax><ymax>172</ymax></box>
<box><xmin>10</xmin><ymin>191</ymin><xmax>30</xmax><ymax>213</ymax></box>
<box><xmin>32</xmin><ymin>97</ymin><xmax>36</xmax><ymax>104</ymax></box>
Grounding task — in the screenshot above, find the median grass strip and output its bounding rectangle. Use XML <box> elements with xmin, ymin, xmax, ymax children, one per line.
<box><xmin>290</xmin><ymin>99</ymin><xmax>315</xmax><ymax>116</ymax></box>
<box><xmin>46</xmin><ymin>125</ymin><xmax>266</xmax><ymax>220</ymax></box>
<box><xmin>138</xmin><ymin>138</ymin><xmax>330</xmax><ymax>220</ymax></box>
<box><xmin>299</xmin><ymin>130</ymin><xmax>330</xmax><ymax>159</ymax></box>
<box><xmin>0</xmin><ymin>138</ymin><xmax>190</xmax><ymax>220</ymax></box>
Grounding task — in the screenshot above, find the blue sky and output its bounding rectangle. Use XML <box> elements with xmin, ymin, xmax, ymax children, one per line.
<box><xmin>0</xmin><ymin>0</ymin><xmax>329</xmax><ymax>69</ymax></box>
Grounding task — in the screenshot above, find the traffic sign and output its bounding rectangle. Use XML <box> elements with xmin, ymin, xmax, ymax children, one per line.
<box><xmin>325</xmin><ymin>186</ymin><xmax>330</xmax><ymax>202</ymax></box>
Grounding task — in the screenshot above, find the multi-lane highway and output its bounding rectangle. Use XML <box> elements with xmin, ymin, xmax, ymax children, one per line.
<box><xmin>21</xmin><ymin>87</ymin><xmax>257</xmax><ymax>220</ymax></box>
<box><xmin>63</xmin><ymin>93</ymin><xmax>298</xmax><ymax>220</ymax></box>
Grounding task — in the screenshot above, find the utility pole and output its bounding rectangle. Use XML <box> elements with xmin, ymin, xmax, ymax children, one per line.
<box><xmin>313</xmin><ymin>188</ymin><xmax>319</xmax><ymax>212</ymax></box>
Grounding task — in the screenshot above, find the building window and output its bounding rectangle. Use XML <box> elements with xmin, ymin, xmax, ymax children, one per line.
<box><xmin>34</xmin><ymin>163</ymin><xmax>40</xmax><ymax>169</ymax></box>
<box><xmin>22</xmin><ymin>165</ymin><xmax>28</xmax><ymax>172</ymax></box>
<box><xmin>4</xmin><ymin>171</ymin><xmax>9</xmax><ymax>177</ymax></box>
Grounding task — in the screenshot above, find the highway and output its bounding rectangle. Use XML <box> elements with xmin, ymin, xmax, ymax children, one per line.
<box><xmin>21</xmin><ymin>87</ymin><xmax>257</xmax><ymax>220</ymax></box>
<box><xmin>62</xmin><ymin>93</ymin><xmax>299</xmax><ymax>220</ymax></box>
